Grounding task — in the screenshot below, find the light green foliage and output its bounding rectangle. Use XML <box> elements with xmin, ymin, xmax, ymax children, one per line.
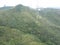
<box><xmin>0</xmin><ymin>5</ymin><xmax>60</xmax><ymax>45</ymax></box>
<box><xmin>0</xmin><ymin>26</ymin><xmax>46</xmax><ymax>45</ymax></box>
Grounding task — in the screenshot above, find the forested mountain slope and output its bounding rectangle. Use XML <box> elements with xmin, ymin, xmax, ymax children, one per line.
<box><xmin>39</xmin><ymin>8</ymin><xmax>60</xmax><ymax>26</ymax></box>
<box><xmin>0</xmin><ymin>5</ymin><xmax>60</xmax><ymax>45</ymax></box>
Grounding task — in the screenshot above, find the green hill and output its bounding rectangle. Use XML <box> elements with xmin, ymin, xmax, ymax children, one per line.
<box><xmin>39</xmin><ymin>8</ymin><xmax>60</xmax><ymax>26</ymax></box>
<box><xmin>0</xmin><ymin>5</ymin><xmax>60</xmax><ymax>45</ymax></box>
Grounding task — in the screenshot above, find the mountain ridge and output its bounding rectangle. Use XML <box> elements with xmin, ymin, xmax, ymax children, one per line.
<box><xmin>0</xmin><ymin>4</ymin><xmax>60</xmax><ymax>45</ymax></box>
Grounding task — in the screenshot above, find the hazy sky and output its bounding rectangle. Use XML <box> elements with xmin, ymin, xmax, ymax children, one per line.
<box><xmin>0</xmin><ymin>0</ymin><xmax>60</xmax><ymax>8</ymax></box>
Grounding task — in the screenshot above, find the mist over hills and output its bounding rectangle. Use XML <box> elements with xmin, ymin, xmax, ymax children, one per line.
<box><xmin>0</xmin><ymin>6</ymin><xmax>13</xmax><ymax>10</ymax></box>
<box><xmin>0</xmin><ymin>4</ymin><xmax>60</xmax><ymax>45</ymax></box>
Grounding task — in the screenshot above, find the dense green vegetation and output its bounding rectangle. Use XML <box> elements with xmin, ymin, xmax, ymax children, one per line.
<box><xmin>39</xmin><ymin>8</ymin><xmax>60</xmax><ymax>26</ymax></box>
<box><xmin>0</xmin><ymin>4</ymin><xmax>60</xmax><ymax>45</ymax></box>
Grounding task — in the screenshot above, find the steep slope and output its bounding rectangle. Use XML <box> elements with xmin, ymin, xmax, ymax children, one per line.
<box><xmin>38</xmin><ymin>8</ymin><xmax>60</xmax><ymax>45</ymax></box>
<box><xmin>0</xmin><ymin>4</ymin><xmax>47</xmax><ymax>45</ymax></box>
<box><xmin>0</xmin><ymin>5</ymin><xmax>60</xmax><ymax>45</ymax></box>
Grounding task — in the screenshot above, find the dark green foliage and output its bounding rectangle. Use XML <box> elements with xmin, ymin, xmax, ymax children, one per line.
<box><xmin>0</xmin><ymin>5</ymin><xmax>60</xmax><ymax>45</ymax></box>
<box><xmin>39</xmin><ymin>8</ymin><xmax>60</xmax><ymax>26</ymax></box>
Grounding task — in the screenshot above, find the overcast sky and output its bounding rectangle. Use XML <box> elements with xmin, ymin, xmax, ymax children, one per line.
<box><xmin>0</xmin><ymin>0</ymin><xmax>60</xmax><ymax>8</ymax></box>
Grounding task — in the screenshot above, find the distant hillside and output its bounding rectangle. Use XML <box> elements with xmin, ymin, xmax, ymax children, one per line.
<box><xmin>0</xmin><ymin>6</ymin><xmax>13</xmax><ymax>10</ymax></box>
<box><xmin>0</xmin><ymin>5</ymin><xmax>60</xmax><ymax>45</ymax></box>
<box><xmin>39</xmin><ymin>8</ymin><xmax>60</xmax><ymax>26</ymax></box>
